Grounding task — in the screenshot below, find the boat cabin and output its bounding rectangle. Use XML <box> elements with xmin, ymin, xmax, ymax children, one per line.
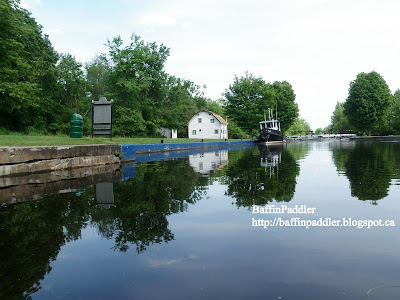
<box><xmin>259</xmin><ymin>120</ymin><xmax>281</xmax><ymax>131</ymax></box>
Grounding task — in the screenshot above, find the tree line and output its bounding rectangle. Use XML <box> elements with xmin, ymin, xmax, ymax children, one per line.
<box><xmin>0</xmin><ymin>0</ymin><xmax>300</xmax><ymax>138</ymax></box>
<box><xmin>327</xmin><ymin>71</ymin><xmax>400</xmax><ymax>136</ymax></box>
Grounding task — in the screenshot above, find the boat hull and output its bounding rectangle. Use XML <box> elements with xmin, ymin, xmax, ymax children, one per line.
<box><xmin>257</xmin><ymin>128</ymin><xmax>284</xmax><ymax>143</ymax></box>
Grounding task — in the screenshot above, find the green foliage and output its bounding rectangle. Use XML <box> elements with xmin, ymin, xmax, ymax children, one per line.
<box><xmin>227</xmin><ymin>119</ymin><xmax>247</xmax><ymax>139</ymax></box>
<box><xmin>315</xmin><ymin>128</ymin><xmax>323</xmax><ymax>135</ymax></box>
<box><xmin>105</xmin><ymin>34</ymin><xmax>170</xmax><ymax>135</ymax></box>
<box><xmin>0</xmin><ymin>0</ymin><xmax>60</xmax><ymax>132</ymax></box>
<box><xmin>113</xmin><ymin>106</ymin><xmax>147</xmax><ymax>137</ymax></box>
<box><xmin>380</xmin><ymin>89</ymin><xmax>400</xmax><ymax>135</ymax></box>
<box><xmin>267</xmin><ymin>81</ymin><xmax>299</xmax><ymax>132</ymax></box>
<box><xmin>161</xmin><ymin>76</ymin><xmax>199</xmax><ymax>134</ymax></box>
<box><xmin>285</xmin><ymin>118</ymin><xmax>311</xmax><ymax>135</ymax></box>
<box><xmin>330</xmin><ymin>102</ymin><xmax>352</xmax><ymax>133</ymax></box>
<box><xmin>85</xmin><ymin>55</ymin><xmax>109</xmax><ymax>101</ymax></box>
<box><xmin>223</xmin><ymin>73</ymin><xmax>299</xmax><ymax>138</ymax></box>
<box><xmin>344</xmin><ymin>71</ymin><xmax>392</xmax><ymax>136</ymax></box>
<box><xmin>224</xmin><ymin>72</ymin><xmax>274</xmax><ymax>138</ymax></box>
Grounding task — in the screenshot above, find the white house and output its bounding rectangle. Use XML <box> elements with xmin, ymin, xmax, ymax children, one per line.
<box><xmin>188</xmin><ymin>111</ymin><xmax>228</xmax><ymax>139</ymax></box>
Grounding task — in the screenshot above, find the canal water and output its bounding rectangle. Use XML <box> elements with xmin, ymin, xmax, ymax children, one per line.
<box><xmin>1</xmin><ymin>141</ymin><xmax>400</xmax><ymax>300</ymax></box>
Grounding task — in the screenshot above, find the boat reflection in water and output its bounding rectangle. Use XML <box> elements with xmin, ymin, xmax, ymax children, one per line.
<box><xmin>258</xmin><ymin>144</ymin><xmax>284</xmax><ymax>178</ymax></box>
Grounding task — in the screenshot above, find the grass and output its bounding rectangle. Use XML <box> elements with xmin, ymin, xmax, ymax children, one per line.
<box><xmin>0</xmin><ymin>134</ymin><xmax>249</xmax><ymax>146</ymax></box>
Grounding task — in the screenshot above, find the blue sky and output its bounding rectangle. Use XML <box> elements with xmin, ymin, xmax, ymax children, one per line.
<box><xmin>21</xmin><ymin>0</ymin><xmax>400</xmax><ymax>130</ymax></box>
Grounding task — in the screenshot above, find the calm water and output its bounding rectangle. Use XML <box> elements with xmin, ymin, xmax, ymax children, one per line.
<box><xmin>1</xmin><ymin>141</ymin><xmax>400</xmax><ymax>300</ymax></box>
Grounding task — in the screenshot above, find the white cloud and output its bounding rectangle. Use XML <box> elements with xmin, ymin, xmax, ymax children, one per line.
<box><xmin>20</xmin><ymin>0</ymin><xmax>41</xmax><ymax>9</ymax></box>
<box><xmin>140</xmin><ymin>14</ymin><xmax>177</xmax><ymax>26</ymax></box>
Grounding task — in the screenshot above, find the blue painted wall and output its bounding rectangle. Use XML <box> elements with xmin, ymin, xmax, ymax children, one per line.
<box><xmin>121</xmin><ymin>142</ymin><xmax>255</xmax><ymax>181</ymax></box>
<box><xmin>121</xmin><ymin>140</ymin><xmax>255</xmax><ymax>162</ymax></box>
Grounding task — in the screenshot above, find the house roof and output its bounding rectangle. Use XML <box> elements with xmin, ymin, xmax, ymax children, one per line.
<box><xmin>191</xmin><ymin>110</ymin><xmax>227</xmax><ymax>124</ymax></box>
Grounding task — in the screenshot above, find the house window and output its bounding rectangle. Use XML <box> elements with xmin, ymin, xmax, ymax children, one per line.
<box><xmin>210</xmin><ymin>119</ymin><xmax>215</xmax><ymax>123</ymax></box>
<box><xmin>215</xmin><ymin>129</ymin><xmax>219</xmax><ymax>134</ymax></box>
<box><xmin>198</xmin><ymin>118</ymin><xmax>202</xmax><ymax>123</ymax></box>
<box><xmin>192</xmin><ymin>130</ymin><xmax>196</xmax><ymax>135</ymax></box>
<box><xmin>199</xmin><ymin>162</ymin><xmax>203</xmax><ymax>170</ymax></box>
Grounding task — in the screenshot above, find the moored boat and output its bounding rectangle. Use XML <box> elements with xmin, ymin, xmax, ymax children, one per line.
<box><xmin>257</xmin><ymin>108</ymin><xmax>285</xmax><ymax>143</ymax></box>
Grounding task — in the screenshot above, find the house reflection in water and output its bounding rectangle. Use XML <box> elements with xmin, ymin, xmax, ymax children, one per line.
<box><xmin>189</xmin><ymin>150</ymin><xmax>228</xmax><ymax>175</ymax></box>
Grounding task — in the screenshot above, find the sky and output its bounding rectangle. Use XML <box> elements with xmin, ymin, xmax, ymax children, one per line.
<box><xmin>20</xmin><ymin>0</ymin><xmax>400</xmax><ymax>130</ymax></box>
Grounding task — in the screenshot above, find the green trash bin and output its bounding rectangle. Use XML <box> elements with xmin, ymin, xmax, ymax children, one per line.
<box><xmin>70</xmin><ymin>114</ymin><xmax>83</xmax><ymax>138</ymax></box>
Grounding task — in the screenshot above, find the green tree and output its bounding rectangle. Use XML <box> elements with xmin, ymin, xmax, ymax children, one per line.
<box><xmin>267</xmin><ymin>81</ymin><xmax>299</xmax><ymax>132</ymax></box>
<box><xmin>106</xmin><ymin>34</ymin><xmax>170</xmax><ymax>136</ymax></box>
<box><xmin>223</xmin><ymin>72</ymin><xmax>274</xmax><ymax>138</ymax></box>
<box><xmin>0</xmin><ymin>0</ymin><xmax>60</xmax><ymax>132</ymax></box>
<box><xmin>383</xmin><ymin>89</ymin><xmax>400</xmax><ymax>135</ymax></box>
<box><xmin>330</xmin><ymin>102</ymin><xmax>352</xmax><ymax>133</ymax></box>
<box><xmin>315</xmin><ymin>128</ymin><xmax>323</xmax><ymax>135</ymax></box>
<box><xmin>160</xmin><ymin>76</ymin><xmax>199</xmax><ymax>135</ymax></box>
<box><xmin>285</xmin><ymin>118</ymin><xmax>311</xmax><ymax>135</ymax></box>
<box><xmin>85</xmin><ymin>55</ymin><xmax>109</xmax><ymax>101</ymax></box>
<box><xmin>344</xmin><ymin>71</ymin><xmax>392</xmax><ymax>136</ymax></box>
<box><xmin>227</xmin><ymin>119</ymin><xmax>247</xmax><ymax>139</ymax></box>
<box><xmin>57</xmin><ymin>54</ymin><xmax>89</xmax><ymax>113</ymax></box>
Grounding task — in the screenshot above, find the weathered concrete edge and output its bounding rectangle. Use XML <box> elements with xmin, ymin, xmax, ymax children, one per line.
<box><xmin>121</xmin><ymin>140</ymin><xmax>256</xmax><ymax>162</ymax></box>
<box><xmin>0</xmin><ymin>155</ymin><xmax>120</xmax><ymax>177</ymax></box>
<box><xmin>0</xmin><ymin>144</ymin><xmax>121</xmax><ymax>165</ymax></box>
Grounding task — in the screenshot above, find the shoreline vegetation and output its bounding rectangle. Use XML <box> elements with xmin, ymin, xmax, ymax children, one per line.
<box><xmin>0</xmin><ymin>134</ymin><xmax>251</xmax><ymax>147</ymax></box>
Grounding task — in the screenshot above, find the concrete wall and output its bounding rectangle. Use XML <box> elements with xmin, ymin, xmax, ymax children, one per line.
<box><xmin>0</xmin><ymin>145</ymin><xmax>121</xmax><ymax>177</ymax></box>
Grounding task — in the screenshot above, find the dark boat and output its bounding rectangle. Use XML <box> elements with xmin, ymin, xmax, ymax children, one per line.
<box><xmin>257</xmin><ymin>108</ymin><xmax>285</xmax><ymax>143</ymax></box>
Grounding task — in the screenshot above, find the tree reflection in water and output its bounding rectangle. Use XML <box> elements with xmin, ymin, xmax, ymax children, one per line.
<box><xmin>223</xmin><ymin>144</ymin><xmax>301</xmax><ymax>207</ymax></box>
<box><xmin>331</xmin><ymin>141</ymin><xmax>400</xmax><ymax>204</ymax></box>
<box><xmin>0</xmin><ymin>157</ymin><xmax>208</xmax><ymax>299</ymax></box>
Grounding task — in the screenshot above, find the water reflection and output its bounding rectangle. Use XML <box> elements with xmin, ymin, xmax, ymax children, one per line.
<box><xmin>331</xmin><ymin>141</ymin><xmax>400</xmax><ymax>203</ymax></box>
<box><xmin>0</xmin><ymin>191</ymin><xmax>94</xmax><ymax>300</ymax></box>
<box><xmin>2</xmin><ymin>142</ymin><xmax>400</xmax><ymax>299</ymax></box>
<box><xmin>224</xmin><ymin>144</ymin><xmax>301</xmax><ymax>207</ymax></box>
<box><xmin>0</xmin><ymin>163</ymin><xmax>122</xmax><ymax>206</ymax></box>
<box><xmin>95</xmin><ymin>182</ymin><xmax>115</xmax><ymax>208</ymax></box>
<box><xmin>189</xmin><ymin>150</ymin><xmax>228</xmax><ymax>175</ymax></box>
